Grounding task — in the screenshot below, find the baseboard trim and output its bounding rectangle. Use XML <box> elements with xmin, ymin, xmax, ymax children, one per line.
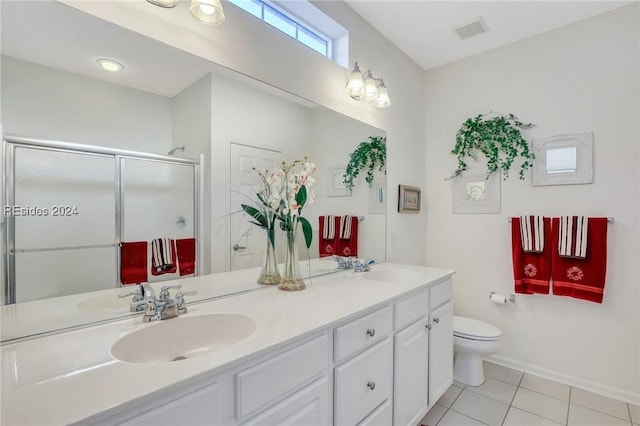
<box><xmin>486</xmin><ymin>354</ymin><xmax>640</xmax><ymax>406</ymax></box>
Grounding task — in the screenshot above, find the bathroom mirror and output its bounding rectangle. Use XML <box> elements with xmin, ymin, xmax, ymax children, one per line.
<box><xmin>0</xmin><ymin>1</ymin><xmax>386</xmax><ymax>342</ymax></box>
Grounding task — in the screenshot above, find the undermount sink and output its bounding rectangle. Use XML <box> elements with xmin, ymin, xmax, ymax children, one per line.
<box><xmin>77</xmin><ymin>293</ymin><xmax>131</xmax><ymax>312</ymax></box>
<box><xmin>110</xmin><ymin>313</ymin><xmax>257</xmax><ymax>363</ymax></box>
<box><xmin>363</xmin><ymin>269</ymin><xmax>422</xmax><ymax>282</ymax></box>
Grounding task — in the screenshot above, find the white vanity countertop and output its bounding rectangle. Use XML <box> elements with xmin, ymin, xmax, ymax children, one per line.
<box><xmin>0</xmin><ymin>262</ymin><xmax>454</xmax><ymax>425</ymax></box>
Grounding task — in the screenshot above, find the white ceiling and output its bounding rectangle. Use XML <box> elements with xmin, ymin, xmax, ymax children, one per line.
<box><xmin>344</xmin><ymin>1</ymin><xmax>634</xmax><ymax>70</ymax></box>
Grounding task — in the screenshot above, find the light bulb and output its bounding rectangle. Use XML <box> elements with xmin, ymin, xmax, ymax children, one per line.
<box><xmin>363</xmin><ymin>71</ymin><xmax>379</xmax><ymax>101</ymax></box>
<box><xmin>190</xmin><ymin>0</ymin><xmax>225</xmax><ymax>24</ymax></box>
<box><xmin>374</xmin><ymin>84</ymin><xmax>391</xmax><ymax>108</ymax></box>
<box><xmin>346</xmin><ymin>63</ymin><xmax>365</xmax><ymax>100</ymax></box>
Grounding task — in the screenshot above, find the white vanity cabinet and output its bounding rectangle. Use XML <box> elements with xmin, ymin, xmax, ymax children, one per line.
<box><xmin>393</xmin><ymin>290</ymin><xmax>430</xmax><ymax>426</ymax></box>
<box><xmin>428</xmin><ymin>280</ymin><xmax>454</xmax><ymax>407</ymax></box>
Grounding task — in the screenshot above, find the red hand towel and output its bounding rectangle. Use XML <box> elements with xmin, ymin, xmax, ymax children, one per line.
<box><xmin>552</xmin><ymin>217</ymin><xmax>608</xmax><ymax>303</ymax></box>
<box><xmin>319</xmin><ymin>216</ymin><xmax>339</xmax><ymax>257</ymax></box>
<box><xmin>337</xmin><ymin>216</ymin><xmax>358</xmax><ymax>257</ymax></box>
<box><xmin>151</xmin><ymin>238</ymin><xmax>177</xmax><ymax>276</ymax></box>
<box><xmin>120</xmin><ymin>241</ymin><xmax>148</xmax><ymax>285</ymax></box>
<box><xmin>511</xmin><ymin>217</ymin><xmax>551</xmax><ymax>294</ymax></box>
<box><xmin>176</xmin><ymin>238</ymin><xmax>196</xmax><ymax>276</ymax></box>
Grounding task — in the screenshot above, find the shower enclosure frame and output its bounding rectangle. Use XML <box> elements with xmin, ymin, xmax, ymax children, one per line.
<box><xmin>2</xmin><ymin>135</ymin><xmax>201</xmax><ymax>305</ymax></box>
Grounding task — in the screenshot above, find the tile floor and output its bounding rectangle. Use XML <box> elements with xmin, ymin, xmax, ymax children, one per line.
<box><xmin>420</xmin><ymin>362</ymin><xmax>640</xmax><ymax>426</ymax></box>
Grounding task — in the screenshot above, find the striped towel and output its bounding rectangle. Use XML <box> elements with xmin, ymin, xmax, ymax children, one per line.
<box><xmin>322</xmin><ymin>215</ymin><xmax>335</xmax><ymax>239</ymax></box>
<box><xmin>340</xmin><ymin>215</ymin><xmax>353</xmax><ymax>239</ymax></box>
<box><xmin>558</xmin><ymin>216</ymin><xmax>588</xmax><ymax>259</ymax></box>
<box><xmin>151</xmin><ymin>238</ymin><xmax>176</xmax><ymax>272</ymax></box>
<box><xmin>519</xmin><ymin>215</ymin><xmax>545</xmax><ymax>253</ymax></box>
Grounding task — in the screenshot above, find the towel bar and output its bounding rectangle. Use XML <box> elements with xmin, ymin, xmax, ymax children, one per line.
<box><xmin>507</xmin><ymin>216</ymin><xmax>614</xmax><ymax>223</ymax></box>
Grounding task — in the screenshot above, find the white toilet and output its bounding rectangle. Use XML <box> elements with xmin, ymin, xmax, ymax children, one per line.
<box><xmin>453</xmin><ymin>316</ymin><xmax>502</xmax><ymax>386</ymax></box>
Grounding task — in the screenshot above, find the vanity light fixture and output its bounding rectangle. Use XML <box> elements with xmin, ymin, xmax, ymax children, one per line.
<box><xmin>146</xmin><ymin>0</ymin><xmax>225</xmax><ymax>25</ymax></box>
<box><xmin>346</xmin><ymin>62</ymin><xmax>390</xmax><ymax>108</ymax></box>
<box><xmin>146</xmin><ymin>0</ymin><xmax>182</xmax><ymax>8</ymax></box>
<box><xmin>189</xmin><ymin>0</ymin><xmax>225</xmax><ymax>24</ymax></box>
<box><xmin>97</xmin><ymin>59</ymin><xmax>124</xmax><ymax>73</ymax></box>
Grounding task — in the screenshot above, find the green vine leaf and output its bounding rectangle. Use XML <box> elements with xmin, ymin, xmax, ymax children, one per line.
<box><xmin>343</xmin><ymin>136</ymin><xmax>387</xmax><ymax>191</ymax></box>
<box><xmin>447</xmin><ymin>113</ymin><xmax>535</xmax><ymax>180</ymax></box>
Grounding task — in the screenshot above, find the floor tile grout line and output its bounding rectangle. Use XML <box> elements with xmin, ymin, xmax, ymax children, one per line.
<box><xmin>566</xmin><ymin>386</ymin><xmax>572</xmax><ymax>426</ymax></box>
<box><xmin>500</xmin><ymin>374</ymin><xmax>524</xmax><ymax>426</ymax></box>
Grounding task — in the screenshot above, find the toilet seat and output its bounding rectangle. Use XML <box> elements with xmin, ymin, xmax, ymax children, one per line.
<box><xmin>454</xmin><ymin>316</ymin><xmax>502</xmax><ymax>341</ymax></box>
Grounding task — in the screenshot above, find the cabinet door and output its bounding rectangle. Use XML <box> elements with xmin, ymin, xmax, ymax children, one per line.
<box><xmin>393</xmin><ymin>317</ymin><xmax>429</xmax><ymax>426</ymax></box>
<box><xmin>428</xmin><ymin>301</ymin><xmax>453</xmax><ymax>407</ymax></box>
<box><xmin>119</xmin><ymin>383</ymin><xmax>219</xmax><ymax>426</ymax></box>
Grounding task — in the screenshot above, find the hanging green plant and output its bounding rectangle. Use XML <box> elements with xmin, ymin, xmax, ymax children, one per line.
<box><xmin>343</xmin><ymin>136</ymin><xmax>386</xmax><ymax>191</ymax></box>
<box><xmin>447</xmin><ymin>113</ymin><xmax>535</xmax><ymax>180</ymax></box>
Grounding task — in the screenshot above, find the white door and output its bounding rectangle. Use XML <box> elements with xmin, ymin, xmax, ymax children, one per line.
<box><xmin>428</xmin><ymin>301</ymin><xmax>454</xmax><ymax>407</ymax></box>
<box><xmin>393</xmin><ymin>317</ymin><xmax>429</xmax><ymax>426</ymax></box>
<box><xmin>229</xmin><ymin>143</ymin><xmax>282</xmax><ymax>271</ymax></box>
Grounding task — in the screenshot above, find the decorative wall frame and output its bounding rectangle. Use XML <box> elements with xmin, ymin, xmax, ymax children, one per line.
<box><xmin>327</xmin><ymin>165</ymin><xmax>351</xmax><ymax>197</ymax></box>
<box><xmin>452</xmin><ymin>172</ymin><xmax>501</xmax><ymax>214</ymax></box>
<box><xmin>398</xmin><ymin>185</ymin><xmax>421</xmax><ymax>213</ymax></box>
<box><xmin>531</xmin><ymin>132</ymin><xmax>593</xmax><ymax>186</ymax></box>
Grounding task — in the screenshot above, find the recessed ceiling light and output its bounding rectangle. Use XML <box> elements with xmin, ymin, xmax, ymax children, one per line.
<box><xmin>97</xmin><ymin>59</ymin><xmax>124</xmax><ymax>73</ymax></box>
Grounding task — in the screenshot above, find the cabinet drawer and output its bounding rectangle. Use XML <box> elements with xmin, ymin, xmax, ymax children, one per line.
<box><xmin>236</xmin><ymin>333</ymin><xmax>328</xmax><ymax>419</ymax></box>
<box><xmin>430</xmin><ymin>279</ymin><xmax>452</xmax><ymax>310</ymax></box>
<box><xmin>358</xmin><ymin>399</ymin><xmax>392</xmax><ymax>426</ymax></box>
<box><xmin>240</xmin><ymin>378</ymin><xmax>328</xmax><ymax>426</ymax></box>
<box><xmin>395</xmin><ymin>290</ymin><xmax>428</xmax><ymax>330</ymax></box>
<box><xmin>334</xmin><ymin>337</ymin><xmax>393</xmax><ymax>426</ymax></box>
<box><xmin>334</xmin><ymin>306</ymin><xmax>392</xmax><ymax>362</ymax></box>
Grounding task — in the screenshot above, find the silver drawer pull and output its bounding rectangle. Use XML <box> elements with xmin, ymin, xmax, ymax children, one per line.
<box><xmin>366</xmin><ymin>328</ymin><xmax>376</xmax><ymax>337</ymax></box>
<box><xmin>426</xmin><ymin>323</ymin><xmax>432</xmax><ymax>330</ymax></box>
<box><xmin>367</xmin><ymin>381</ymin><xmax>376</xmax><ymax>390</ymax></box>
<box><xmin>433</xmin><ymin>317</ymin><xmax>440</xmax><ymax>324</ymax></box>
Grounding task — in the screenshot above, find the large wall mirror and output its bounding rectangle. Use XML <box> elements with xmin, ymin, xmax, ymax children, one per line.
<box><xmin>0</xmin><ymin>1</ymin><xmax>386</xmax><ymax>342</ymax></box>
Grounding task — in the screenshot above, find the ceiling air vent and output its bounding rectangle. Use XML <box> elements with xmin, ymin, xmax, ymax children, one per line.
<box><xmin>454</xmin><ymin>17</ymin><xmax>490</xmax><ymax>40</ymax></box>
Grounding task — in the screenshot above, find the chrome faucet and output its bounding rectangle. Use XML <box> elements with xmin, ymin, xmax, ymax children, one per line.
<box><xmin>118</xmin><ymin>287</ymin><xmax>146</xmax><ymax>312</ymax></box>
<box><xmin>131</xmin><ymin>283</ymin><xmax>197</xmax><ymax>322</ymax></box>
<box><xmin>332</xmin><ymin>255</ymin><xmax>354</xmax><ymax>271</ymax></box>
<box><xmin>354</xmin><ymin>259</ymin><xmax>375</xmax><ymax>273</ymax></box>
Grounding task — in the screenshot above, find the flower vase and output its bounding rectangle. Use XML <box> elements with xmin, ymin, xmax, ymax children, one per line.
<box><xmin>278</xmin><ymin>228</ymin><xmax>306</xmax><ymax>291</ymax></box>
<box><xmin>257</xmin><ymin>230</ymin><xmax>281</xmax><ymax>285</ymax></box>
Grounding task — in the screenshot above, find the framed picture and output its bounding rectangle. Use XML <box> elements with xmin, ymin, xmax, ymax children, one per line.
<box><xmin>398</xmin><ymin>185</ymin><xmax>421</xmax><ymax>213</ymax></box>
<box><xmin>531</xmin><ymin>132</ymin><xmax>593</xmax><ymax>186</ymax></box>
<box><xmin>452</xmin><ymin>172</ymin><xmax>501</xmax><ymax>214</ymax></box>
<box><xmin>327</xmin><ymin>165</ymin><xmax>351</xmax><ymax>197</ymax></box>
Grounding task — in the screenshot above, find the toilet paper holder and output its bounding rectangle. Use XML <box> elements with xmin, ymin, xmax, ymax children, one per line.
<box><xmin>489</xmin><ymin>292</ymin><xmax>516</xmax><ymax>303</ymax></box>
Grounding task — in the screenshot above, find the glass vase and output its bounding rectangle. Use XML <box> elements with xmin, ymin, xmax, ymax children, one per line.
<box><xmin>278</xmin><ymin>227</ymin><xmax>306</xmax><ymax>291</ymax></box>
<box><xmin>257</xmin><ymin>230</ymin><xmax>281</xmax><ymax>285</ymax></box>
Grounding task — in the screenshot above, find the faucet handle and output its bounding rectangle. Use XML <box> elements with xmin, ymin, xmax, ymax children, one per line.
<box><xmin>118</xmin><ymin>287</ymin><xmax>142</xmax><ymax>299</ymax></box>
<box><xmin>175</xmin><ymin>290</ymin><xmax>197</xmax><ymax>314</ymax></box>
<box><xmin>159</xmin><ymin>284</ymin><xmax>182</xmax><ymax>301</ymax></box>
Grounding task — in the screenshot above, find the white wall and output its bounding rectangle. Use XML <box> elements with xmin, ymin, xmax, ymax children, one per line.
<box><xmin>172</xmin><ymin>74</ymin><xmax>213</xmax><ymax>274</ymax></box>
<box><xmin>1</xmin><ymin>55</ymin><xmax>172</xmax><ymax>152</ymax></box>
<box><xmin>424</xmin><ymin>5</ymin><xmax>639</xmax><ymax>403</ymax></box>
<box><xmin>63</xmin><ymin>0</ymin><xmax>428</xmax><ymax>267</ymax></box>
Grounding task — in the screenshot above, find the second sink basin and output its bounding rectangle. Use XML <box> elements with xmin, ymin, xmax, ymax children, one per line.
<box><xmin>110</xmin><ymin>313</ymin><xmax>257</xmax><ymax>363</ymax></box>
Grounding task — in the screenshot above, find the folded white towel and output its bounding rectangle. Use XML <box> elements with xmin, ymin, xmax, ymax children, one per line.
<box><xmin>340</xmin><ymin>215</ymin><xmax>353</xmax><ymax>239</ymax></box>
<box><xmin>151</xmin><ymin>238</ymin><xmax>175</xmax><ymax>271</ymax></box>
<box><xmin>322</xmin><ymin>215</ymin><xmax>335</xmax><ymax>239</ymax></box>
<box><xmin>519</xmin><ymin>215</ymin><xmax>544</xmax><ymax>253</ymax></box>
<box><xmin>559</xmin><ymin>216</ymin><xmax>588</xmax><ymax>259</ymax></box>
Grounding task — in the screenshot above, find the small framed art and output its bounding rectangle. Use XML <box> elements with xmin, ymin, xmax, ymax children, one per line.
<box><xmin>398</xmin><ymin>185</ymin><xmax>421</xmax><ymax>213</ymax></box>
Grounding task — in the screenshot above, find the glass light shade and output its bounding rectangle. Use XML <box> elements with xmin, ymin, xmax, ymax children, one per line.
<box><xmin>97</xmin><ymin>59</ymin><xmax>124</xmax><ymax>73</ymax></box>
<box><xmin>363</xmin><ymin>73</ymin><xmax>379</xmax><ymax>101</ymax></box>
<box><xmin>146</xmin><ymin>0</ymin><xmax>182</xmax><ymax>7</ymax></box>
<box><xmin>346</xmin><ymin>70</ymin><xmax>365</xmax><ymax>100</ymax></box>
<box><xmin>190</xmin><ymin>0</ymin><xmax>225</xmax><ymax>24</ymax></box>
<box><xmin>374</xmin><ymin>85</ymin><xmax>391</xmax><ymax>108</ymax></box>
